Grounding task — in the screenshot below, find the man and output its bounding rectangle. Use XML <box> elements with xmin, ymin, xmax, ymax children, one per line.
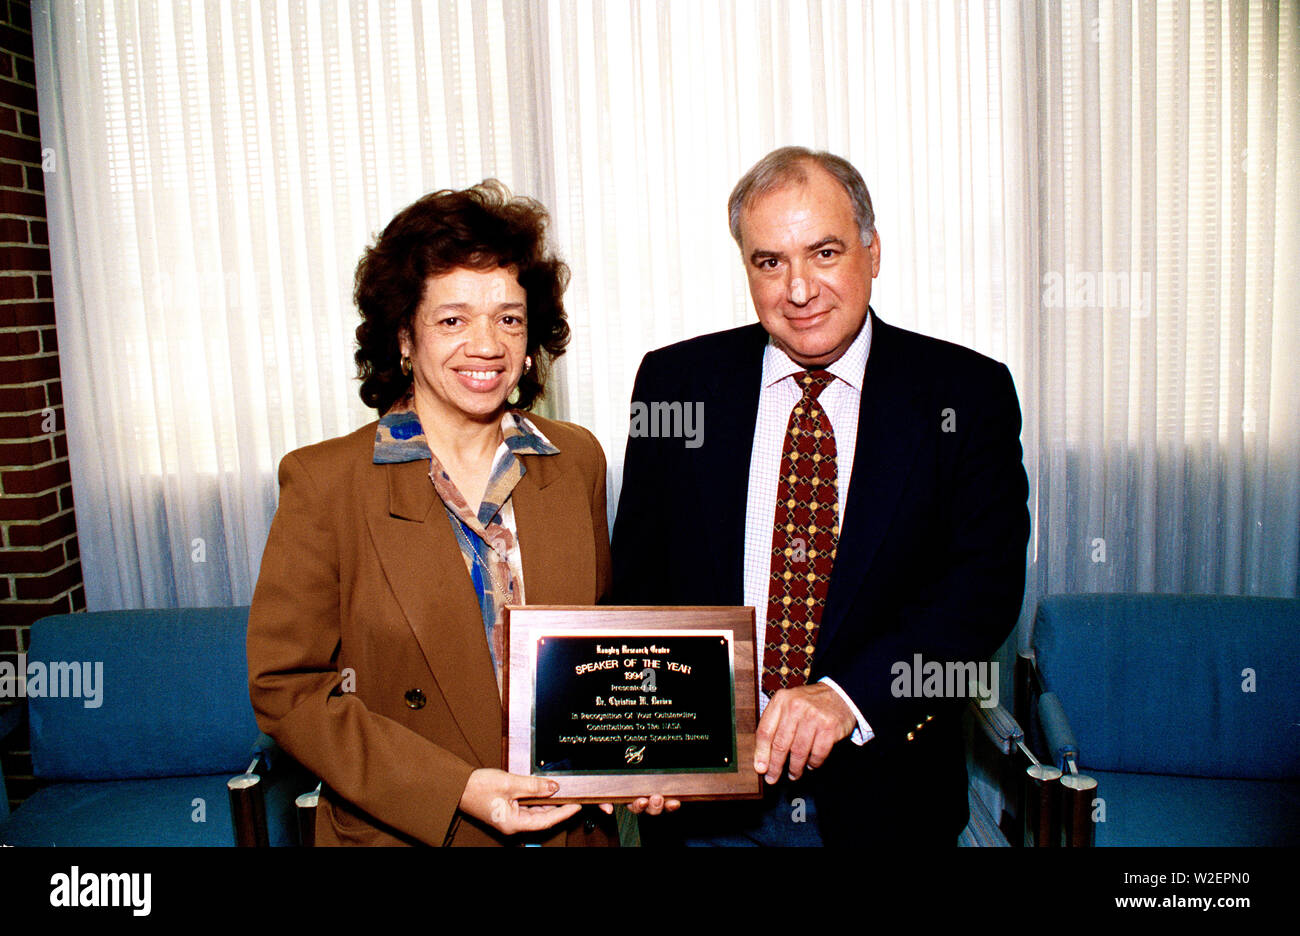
<box><xmin>611</xmin><ymin>147</ymin><xmax>1030</xmax><ymax>845</ymax></box>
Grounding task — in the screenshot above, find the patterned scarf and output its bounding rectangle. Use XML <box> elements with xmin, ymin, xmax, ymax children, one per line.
<box><xmin>374</xmin><ymin>397</ymin><xmax>560</xmax><ymax>689</ymax></box>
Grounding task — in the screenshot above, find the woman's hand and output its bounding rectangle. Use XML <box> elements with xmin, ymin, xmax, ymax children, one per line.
<box><xmin>458</xmin><ymin>768</ymin><xmax>581</xmax><ymax>835</ymax></box>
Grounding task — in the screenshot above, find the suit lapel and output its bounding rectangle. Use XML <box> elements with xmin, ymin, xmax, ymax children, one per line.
<box><xmin>367</xmin><ymin>459</ymin><xmax>502</xmax><ymax>767</ymax></box>
<box><xmin>820</xmin><ymin>315</ymin><xmax>927</xmax><ymax>654</ymax></box>
<box><xmin>700</xmin><ymin>325</ymin><xmax>768</xmax><ymax>602</ymax></box>
<box><xmin>696</xmin><ymin>317</ymin><xmax>922</xmax><ymax>658</ymax></box>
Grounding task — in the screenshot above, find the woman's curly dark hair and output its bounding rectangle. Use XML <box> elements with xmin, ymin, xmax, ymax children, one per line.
<box><xmin>354</xmin><ymin>180</ymin><xmax>571</xmax><ymax>414</ymax></box>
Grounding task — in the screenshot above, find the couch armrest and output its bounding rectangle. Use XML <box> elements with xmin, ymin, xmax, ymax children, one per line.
<box><xmin>0</xmin><ymin>705</ymin><xmax>20</xmax><ymax>741</ymax></box>
<box><xmin>1034</xmin><ymin>692</ymin><xmax>1098</xmax><ymax>846</ymax></box>
<box><xmin>971</xmin><ymin>700</ymin><xmax>1024</xmax><ymax>756</ymax></box>
<box><xmin>965</xmin><ymin>699</ymin><xmax>1039</xmax><ymax>846</ymax></box>
<box><xmin>1038</xmin><ymin>691</ymin><xmax>1079</xmax><ymax>770</ymax></box>
<box><xmin>0</xmin><ymin>704</ymin><xmax>22</xmax><ymax>822</ymax></box>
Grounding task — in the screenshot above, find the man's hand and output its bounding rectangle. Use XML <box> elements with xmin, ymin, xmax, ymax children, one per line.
<box><xmin>458</xmin><ymin>768</ymin><xmax>581</xmax><ymax>835</ymax></box>
<box><xmin>597</xmin><ymin>795</ymin><xmax>681</xmax><ymax>817</ymax></box>
<box><xmin>754</xmin><ymin>683</ymin><xmax>856</xmax><ymax>784</ymax></box>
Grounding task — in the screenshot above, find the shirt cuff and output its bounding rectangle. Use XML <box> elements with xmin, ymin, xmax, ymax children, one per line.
<box><xmin>818</xmin><ymin>676</ymin><xmax>874</xmax><ymax>745</ymax></box>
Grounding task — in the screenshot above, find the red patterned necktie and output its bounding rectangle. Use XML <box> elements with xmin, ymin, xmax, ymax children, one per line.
<box><xmin>762</xmin><ymin>369</ymin><xmax>839</xmax><ymax>695</ymax></box>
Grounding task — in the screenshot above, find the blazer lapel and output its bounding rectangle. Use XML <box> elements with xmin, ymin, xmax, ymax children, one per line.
<box><xmin>512</xmin><ymin>451</ymin><xmax>597</xmax><ymax>605</ymax></box>
<box><xmin>820</xmin><ymin>315</ymin><xmax>927</xmax><ymax>654</ymax></box>
<box><xmin>367</xmin><ymin>458</ymin><xmax>502</xmax><ymax>767</ymax></box>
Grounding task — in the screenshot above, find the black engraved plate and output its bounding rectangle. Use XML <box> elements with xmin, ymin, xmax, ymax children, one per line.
<box><xmin>531</xmin><ymin>633</ymin><xmax>736</xmax><ymax>774</ymax></box>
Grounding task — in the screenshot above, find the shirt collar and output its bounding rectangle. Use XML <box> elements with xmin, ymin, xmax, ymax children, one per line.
<box><xmin>373</xmin><ymin>395</ymin><xmax>560</xmax><ymax>465</ymax></box>
<box><xmin>760</xmin><ymin>307</ymin><xmax>873</xmax><ymax>392</ymax></box>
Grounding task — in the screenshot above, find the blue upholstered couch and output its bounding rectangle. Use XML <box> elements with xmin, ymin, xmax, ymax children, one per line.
<box><xmin>0</xmin><ymin>607</ymin><xmax>306</xmax><ymax>846</ymax></box>
<box><xmin>1029</xmin><ymin>594</ymin><xmax>1300</xmax><ymax>846</ymax></box>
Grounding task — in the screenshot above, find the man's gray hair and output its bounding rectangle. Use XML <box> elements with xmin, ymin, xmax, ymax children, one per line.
<box><xmin>728</xmin><ymin>146</ymin><xmax>876</xmax><ymax>249</ymax></box>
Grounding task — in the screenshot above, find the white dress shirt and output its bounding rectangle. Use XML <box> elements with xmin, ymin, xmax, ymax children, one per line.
<box><xmin>743</xmin><ymin>315</ymin><xmax>875</xmax><ymax>744</ymax></box>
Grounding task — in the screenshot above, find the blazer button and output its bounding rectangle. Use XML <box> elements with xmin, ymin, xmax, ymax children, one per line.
<box><xmin>404</xmin><ymin>688</ymin><xmax>427</xmax><ymax>710</ymax></box>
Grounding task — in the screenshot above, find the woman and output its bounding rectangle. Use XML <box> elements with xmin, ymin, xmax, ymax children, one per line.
<box><xmin>247</xmin><ymin>181</ymin><xmax>618</xmax><ymax>846</ymax></box>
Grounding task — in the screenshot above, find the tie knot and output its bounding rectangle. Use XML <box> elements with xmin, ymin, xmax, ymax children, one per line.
<box><xmin>798</xmin><ymin>369</ymin><xmax>834</xmax><ymax>401</ymax></box>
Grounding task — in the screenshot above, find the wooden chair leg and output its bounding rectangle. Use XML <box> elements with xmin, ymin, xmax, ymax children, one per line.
<box><xmin>295</xmin><ymin>785</ymin><xmax>320</xmax><ymax>847</ymax></box>
<box><xmin>1022</xmin><ymin>762</ymin><xmax>1062</xmax><ymax>847</ymax></box>
<box><xmin>228</xmin><ymin>771</ymin><xmax>268</xmax><ymax>848</ymax></box>
<box><xmin>1061</xmin><ymin>772</ymin><xmax>1098</xmax><ymax>847</ymax></box>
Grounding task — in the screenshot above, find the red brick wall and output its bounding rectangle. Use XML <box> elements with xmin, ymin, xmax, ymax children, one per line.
<box><xmin>0</xmin><ymin>0</ymin><xmax>82</xmax><ymax>813</ymax></box>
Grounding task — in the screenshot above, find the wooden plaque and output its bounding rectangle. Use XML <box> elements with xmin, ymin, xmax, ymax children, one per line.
<box><xmin>503</xmin><ymin>606</ymin><xmax>761</xmax><ymax>803</ymax></box>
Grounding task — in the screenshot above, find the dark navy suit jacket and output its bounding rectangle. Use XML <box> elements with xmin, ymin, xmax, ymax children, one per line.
<box><xmin>611</xmin><ymin>310</ymin><xmax>1031</xmax><ymax>844</ymax></box>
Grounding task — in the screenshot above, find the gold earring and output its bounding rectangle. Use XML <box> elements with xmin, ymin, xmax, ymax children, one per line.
<box><xmin>400</xmin><ymin>355</ymin><xmax>412</xmax><ymax>376</ymax></box>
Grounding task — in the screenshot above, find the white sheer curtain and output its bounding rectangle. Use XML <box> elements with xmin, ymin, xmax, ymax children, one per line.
<box><xmin>31</xmin><ymin>0</ymin><xmax>1297</xmax><ymax>611</ymax></box>
<box><xmin>34</xmin><ymin>0</ymin><xmax>554</xmax><ymax>607</ymax></box>
<box><xmin>1024</xmin><ymin>0</ymin><xmax>1300</xmax><ymax>608</ymax></box>
<box><xmin>539</xmin><ymin>0</ymin><xmax>1033</xmax><ymax>512</ymax></box>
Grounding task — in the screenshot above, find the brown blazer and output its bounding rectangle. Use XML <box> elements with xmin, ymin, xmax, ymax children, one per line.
<box><xmin>247</xmin><ymin>413</ymin><xmax>614</xmax><ymax>846</ymax></box>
